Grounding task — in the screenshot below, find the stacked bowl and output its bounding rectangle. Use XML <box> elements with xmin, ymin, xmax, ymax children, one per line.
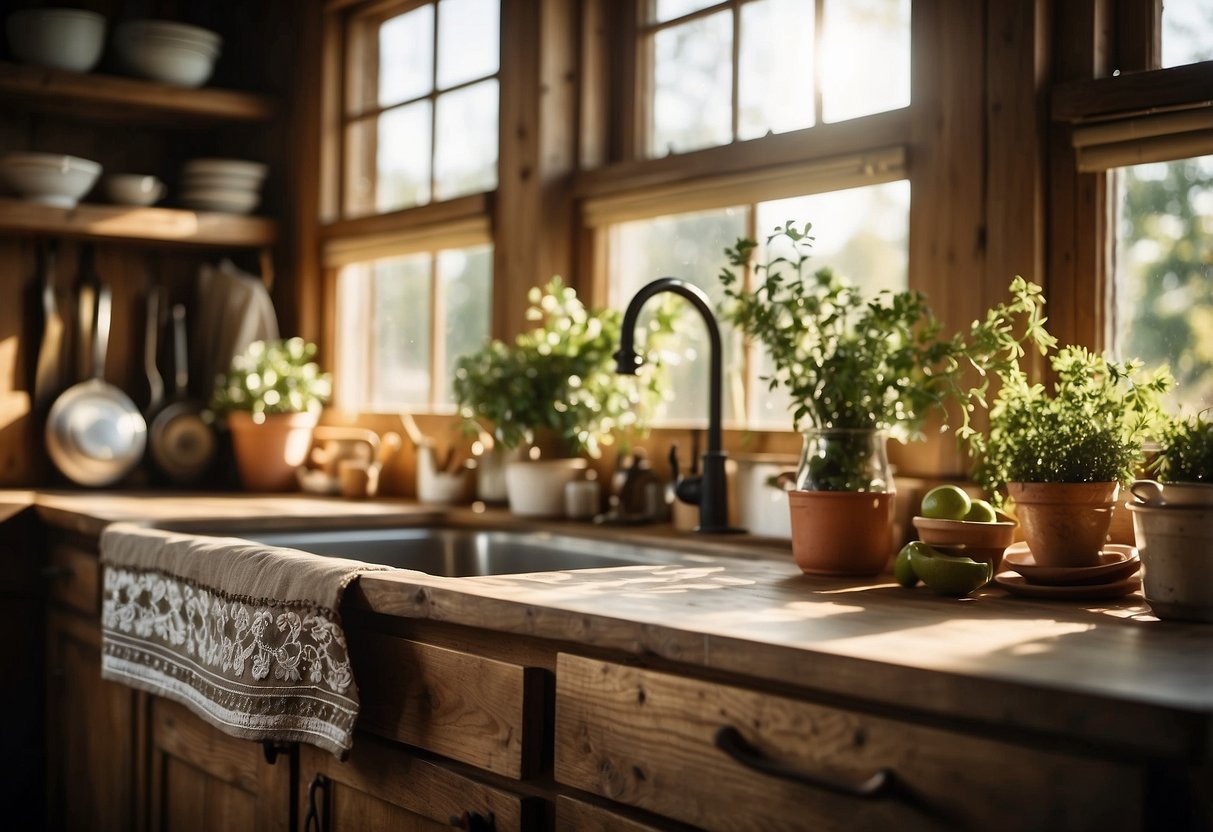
<box><xmin>180</xmin><ymin>159</ymin><xmax>267</xmax><ymax>214</ymax></box>
<box><xmin>113</xmin><ymin>19</ymin><xmax>222</xmax><ymax>87</ymax></box>
<box><xmin>0</xmin><ymin>152</ymin><xmax>102</xmax><ymax>207</ymax></box>
<box><xmin>6</xmin><ymin>8</ymin><xmax>106</xmax><ymax>72</ymax></box>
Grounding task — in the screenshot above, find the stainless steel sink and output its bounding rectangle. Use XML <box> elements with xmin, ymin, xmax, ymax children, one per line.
<box><xmin>243</xmin><ymin>527</ymin><xmax>709</xmax><ymax>577</ymax></box>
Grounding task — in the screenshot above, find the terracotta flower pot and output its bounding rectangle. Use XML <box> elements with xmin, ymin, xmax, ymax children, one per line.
<box><xmin>1007</xmin><ymin>481</ymin><xmax>1120</xmax><ymax>567</ymax></box>
<box><xmin>227</xmin><ymin>411</ymin><xmax>318</xmax><ymax>492</ymax></box>
<box><xmin>788</xmin><ymin>490</ymin><xmax>896</xmax><ymax>576</ymax></box>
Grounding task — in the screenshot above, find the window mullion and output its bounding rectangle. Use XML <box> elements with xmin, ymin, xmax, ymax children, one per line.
<box><xmin>429</xmin><ymin>253</ymin><xmax>444</xmax><ymax>405</ymax></box>
<box><xmin>813</xmin><ymin>0</ymin><xmax>824</xmax><ymax>124</ymax></box>
<box><xmin>429</xmin><ymin>2</ymin><xmax>440</xmax><ymax>202</ymax></box>
<box><xmin>730</xmin><ymin>0</ymin><xmax>740</xmax><ymax>143</ymax></box>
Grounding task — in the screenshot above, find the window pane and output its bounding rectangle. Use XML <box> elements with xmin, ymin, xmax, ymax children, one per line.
<box><xmin>652</xmin><ymin>0</ymin><xmax>720</xmax><ymax>23</ymax></box>
<box><xmin>738</xmin><ymin>0</ymin><xmax>814</xmax><ymax>140</ymax></box>
<box><xmin>437</xmin><ymin>245</ymin><xmax>493</xmax><ymax>405</ymax></box>
<box><xmin>1163</xmin><ymin>0</ymin><xmax>1213</xmax><ymax>67</ymax></box>
<box><xmin>375</xmin><ymin>101</ymin><xmax>433</xmax><ymax>213</ymax></box>
<box><xmin>822</xmin><ymin>0</ymin><xmax>911</xmax><ymax>123</ymax></box>
<box><xmin>370</xmin><ymin>254</ymin><xmax>433</xmax><ymax>407</ymax></box>
<box><xmin>751</xmin><ymin>180</ymin><xmax>912</xmax><ymax>427</ymax></box>
<box><xmin>434</xmin><ymin>79</ymin><xmax>498</xmax><ymax>200</ymax></box>
<box><xmin>378</xmin><ymin>5</ymin><xmax>433</xmax><ymax>108</ymax></box>
<box><xmin>1115</xmin><ymin>155</ymin><xmax>1213</xmax><ymax>414</ymax></box>
<box><xmin>649</xmin><ymin>12</ymin><xmax>733</xmax><ymax>157</ymax></box>
<box><xmin>437</xmin><ymin>0</ymin><xmax>499</xmax><ymax>89</ymax></box>
<box><xmin>607</xmin><ymin>207</ymin><xmax>747</xmax><ymax>424</ymax></box>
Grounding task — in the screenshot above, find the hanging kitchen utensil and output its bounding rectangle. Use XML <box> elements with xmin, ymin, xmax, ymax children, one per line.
<box><xmin>143</xmin><ymin>285</ymin><xmax>165</xmax><ymax>415</ymax></box>
<box><xmin>45</xmin><ymin>266</ymin><xmax>147</xmax><ymax>487</ymax></box>
<box><xmin>148</xmin><ymin>303</ymin><xmax>215</xmax><ymax>484</ymax></box>
<box><xmin>75</xmin><ymin>243</ymin><xmax>98</xmax><ymax>384</ymax></box>
<box><xmin>32</xmin><ymin>239</ymin><xmax>64</xmax><ymax>416</ymax></box>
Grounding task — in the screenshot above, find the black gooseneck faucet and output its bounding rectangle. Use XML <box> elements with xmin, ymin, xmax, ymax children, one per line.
<box><xmin>615</xmin><ymin>277</ymin><xmax>740</xmax><ymax>534</ymax></box>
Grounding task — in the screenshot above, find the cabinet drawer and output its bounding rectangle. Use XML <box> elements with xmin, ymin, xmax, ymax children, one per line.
<box><xmin>46</xmin><ymin>543</ymin><xmax>99</xmax><ymax>616</ymax></box>
<box><xmin>349</xmin><ymin>631</ymin><xmax>546</xmax><ymax>779</ymax></box>
<box><xmin>555</xmin><ymin>655</ymin><xmax>1143</xmax><ymax>832</ymax></box>
<box><xmin>557</xmin><ymin>795</ymin><xmax>692</xmax><ymax>831</ymax></box>
<box><xmin>299</xmin><ymin>739</ymin><xmax>540</xmax><ymax>831</ymax></box>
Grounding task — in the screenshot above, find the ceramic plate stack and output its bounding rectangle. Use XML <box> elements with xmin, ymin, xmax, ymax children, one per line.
<box><xmin>180</xmin><ymin>158</ymin><xmax>267</xmax><ymax>214</ymax></box>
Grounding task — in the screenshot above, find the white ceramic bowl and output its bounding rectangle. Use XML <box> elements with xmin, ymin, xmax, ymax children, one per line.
<box><xmin>182</xmin><ymin>173</ymin><xmax>264</xmax><ymax>192</ymax></box>
<box><xmin>180</xmin><ymin>187</ymin><xmax>259</xmax><ymax>214</ymax></box>
<box><xmin>114</xmin><ymin>20</ymin><xmax>222</xmax><ymax>87</ymax></box>
<box><xmin>0</xmin><ymin>152</ymin><xmax>102</xmax><ymax>207</ymax></box>
<box><xmin>6</xmin><ymin>8</ymin><xmax>106</xmax><ymax>73</ymax></box>
<box><xmin>104</xmin><ymin>173</ymin><xmax>165</xmax><ymax>206</ymax></box>
<box><xmin>183</xmin><ymin>158</ymin><xmax>268</xmax><ymax>181</ymax></box>
<box><xmin>117</xmin><ymin>19</ymin><xmax>221</xmax><ymax>52</ymax></box>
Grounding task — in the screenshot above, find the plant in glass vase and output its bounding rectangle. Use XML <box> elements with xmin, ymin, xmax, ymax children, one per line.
<box><xmin>453</xmin><ymin>277</ymin><xmax>669</xmax><ymax>516</ymax></box>
<box><xmin>718</xmin><ymin>222</ymin><xmax>979</xmax><ymax>574</ymax></box>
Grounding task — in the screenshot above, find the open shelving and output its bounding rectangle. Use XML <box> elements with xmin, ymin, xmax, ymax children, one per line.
<box><xmin>0</xmin><ymin>61</ymin><xmax>276</xmax><ymax>125</ymax></box>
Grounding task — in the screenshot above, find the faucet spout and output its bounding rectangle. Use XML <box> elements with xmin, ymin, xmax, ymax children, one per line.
<box><xmin>616</xmin><ymin>277</ymin><xmax>740</xmax><ymax>534</ymax></box>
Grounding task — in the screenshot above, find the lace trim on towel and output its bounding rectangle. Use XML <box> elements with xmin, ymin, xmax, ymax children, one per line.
<box><xmin>102</xmin><ymin>567</ymin><xmax>355</xmax><ymax>694</ymax></box>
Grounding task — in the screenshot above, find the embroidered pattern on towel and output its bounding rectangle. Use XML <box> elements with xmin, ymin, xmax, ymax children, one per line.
<box><xmin>102</xmin><ymin>565</ymin><xmax>360</xmax><ymax>757</ymax></box>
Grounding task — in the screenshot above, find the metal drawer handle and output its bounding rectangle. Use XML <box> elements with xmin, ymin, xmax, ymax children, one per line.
<box><xmin>41</xmin><ymin>564</ymin><xmax>73</xmax><ymax>581</ymax></box>
<box><xmin>303</xmin><ymin>773</ymin><xmax>329</xmax><ymax>832</ymax></box>
<box><xmin>714</xmin><ymin>726</ymin><xmax>895</xmax><ymax>799</ymax></box>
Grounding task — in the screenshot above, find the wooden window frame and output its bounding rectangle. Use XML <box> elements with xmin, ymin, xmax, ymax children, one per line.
<box><xmin>1048</xmin><ymin>0</ymin><xmax>1213</xmax><ymax>354</ymax></box>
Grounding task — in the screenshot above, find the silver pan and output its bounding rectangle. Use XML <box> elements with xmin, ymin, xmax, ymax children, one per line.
<box><xmin>149</xmin><ymin>304</ymin><xmax>214</xmax><ymax>484</ymax></box>
<box><xmin>45</xmin><ymin>270</ymin><xmax>147</xmax><ymax>486</ymax></box>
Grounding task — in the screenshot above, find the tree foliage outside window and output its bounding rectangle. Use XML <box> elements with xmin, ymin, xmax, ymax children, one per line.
<box><xmin>1116</xmin><ymin>154</ymin><xmax>1213</xmax><ymax>415</ymax></box>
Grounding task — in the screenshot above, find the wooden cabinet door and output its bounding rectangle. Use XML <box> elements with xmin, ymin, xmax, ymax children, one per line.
<box><xmin>148</xmin><ymin>697</ymin><xmax>291</xmax><ymax>832</ymax></box>
<box><xmin>298</xmin><ymin>739</ymin><xmax>541</xmax><ymax>831</ymax></box>
<box><xmin>45</xmin><ymin>610</ymin><xmax>140</xmax><ymax>832</ymax></box>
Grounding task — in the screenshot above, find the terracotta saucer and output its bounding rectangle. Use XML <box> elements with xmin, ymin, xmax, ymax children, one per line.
<box><xmin>993</xmin><ymin>571</ymin><xmax>1141</xmax><ymax>601</ymax></box>
<box><xmin>1002</xmin><ymin>543</ymin><xmax>1140</xmax><ymax>586</ymax></box>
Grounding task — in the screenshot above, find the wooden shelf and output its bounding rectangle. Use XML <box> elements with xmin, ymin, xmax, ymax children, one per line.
<box><xmin>0</xmin><ymin>61</ymin><xmax>276</xmax><ymax>126</ymax></box>
<box><xmin>0</xmin><ymin>198</ymin><xmax>278</xmax><ymax>248</ymax></box>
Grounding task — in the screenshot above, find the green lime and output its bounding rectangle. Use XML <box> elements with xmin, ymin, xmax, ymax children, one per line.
<box><xmin>921</xmin><ymin>485</ymin><xmax>972</xmax><ymax>520</ymax></box>
<box><xmin>964</xmin><ymin>499</ymin><xmax>998</xmax><ymax>523</ymax></box>
<box><xmin>909</xmin><ymin>548</ymin><xmax>992</xmax><ymax>596</ymax></box>
<box><xmin>894</xmin><ymin>542</ymin><xmax>927</xmax><ymax>587</ymax></box>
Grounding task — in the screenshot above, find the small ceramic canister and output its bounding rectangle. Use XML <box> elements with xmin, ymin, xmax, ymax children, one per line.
<box><xmin>564</xmin><ymin>478</ymin><xmax>601</xmax><ymax>520</ymax></box>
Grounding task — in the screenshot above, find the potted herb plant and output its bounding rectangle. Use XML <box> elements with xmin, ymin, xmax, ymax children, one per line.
<box><xmin>210</xmin><ymin>338</ymin><xmax>332</xmax><ymax>492</ymax></box>
<box><xmin>965</xmin><ymin>283</ymin><xmax>1172</xmax><ymax>568</ymax></box>
<box><xmin>1127</xmin><ymin>414</ymin><xmax>1213</xmax><ymax>621</ymax></box>
<box><xmin>718</xmin><ymin>222</ymin><xmax>981</xmax><ymax>575</ymax></box>
<box><xmin>453</xmin><ymin>278</ymin><xmax>668</xmax><ymax>517</ymax></box>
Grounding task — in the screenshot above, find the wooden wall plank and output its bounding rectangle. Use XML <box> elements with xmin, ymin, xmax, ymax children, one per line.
<box><xmin>494</xmin><ymin>0</ymin><xmax>579</xmax><ymax>336</ymax></box>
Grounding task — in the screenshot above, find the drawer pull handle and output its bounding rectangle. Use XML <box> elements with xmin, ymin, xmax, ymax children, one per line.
<box><xmin>303</xmin><ymin>773</ymin><xmax>329</xmax><ymax>832</ymax></box>
<box><xmin>714</xmin><ymin>726</ymin><xmax>895</xmax><ymax>799</ymax></box>
<box><xmin>450</xmin><ymin>810</ymin><xmax>495</xmax><ymax>830</ymax></box>
<box><xmin>41</xmin><ymin>564</ymin><xmax>73</xmax><ymax>581</ymax></box>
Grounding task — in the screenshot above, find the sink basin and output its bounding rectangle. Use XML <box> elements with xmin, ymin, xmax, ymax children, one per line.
<box><xmin>242</xmin><ymin>527</ymin><xmax>709</xmax><ymax>578</ymax></box>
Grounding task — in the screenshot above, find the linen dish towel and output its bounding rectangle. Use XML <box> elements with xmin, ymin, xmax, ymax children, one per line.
<box><xmin>99</xmin><ymin>522</ymin><xmax>391</xmax><ymax>758</ymax></box>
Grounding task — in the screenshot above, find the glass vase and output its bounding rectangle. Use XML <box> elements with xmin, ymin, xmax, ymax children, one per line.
<box><xmin>795</xmin><ymin>428</ymin><xmax>892</xmax><ymax>493</ymax></box>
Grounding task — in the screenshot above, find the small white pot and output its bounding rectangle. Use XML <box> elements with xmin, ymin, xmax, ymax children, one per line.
<box><xmin>505</xmin><ymin>458</ymin><xmax>588</xmax><ymax>518</ymax></box>
<box><xmin>1128</xmin><ymin>502</ymin><xmax>1213</xmax><ymax>623</ymax></box>
<box><xmin>475</xmin><ymin>446</ymin><xmax>523</xmax><ymax>503</ymax></box>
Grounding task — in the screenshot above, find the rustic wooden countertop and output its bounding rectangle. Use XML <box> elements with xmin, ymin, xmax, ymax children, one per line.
<box><xmin>7</xmin><ymin>489</ymin><xmax>1211</xmax><ymax>762</ymax></box>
